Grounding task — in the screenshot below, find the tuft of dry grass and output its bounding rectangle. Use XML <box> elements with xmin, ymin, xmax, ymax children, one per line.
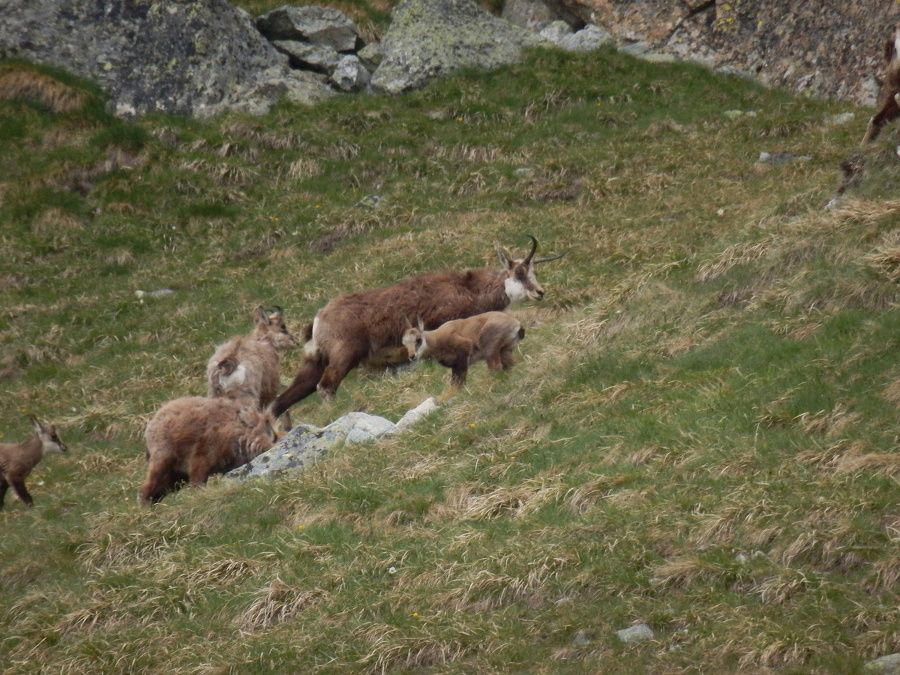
<box><xmin>237</xmin><ymin>577</ymin><xmax>325</xmax><ymax>632</ymax></box>
<box><xmin>0</xmin><ymin>64</ymin><xmax>87</xmax><ymax>113</ymax></box>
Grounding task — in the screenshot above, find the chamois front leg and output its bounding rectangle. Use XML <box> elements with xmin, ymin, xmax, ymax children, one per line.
<box><xmin>0</xmin><ymin>478</ymin><xmax>9</xmax><ymax>509</ymax></box>
<box><xmin>863</xmin><ymin>93</ymin><xmax>900</xmax><ymax>145</ymax></box>
<box><xmin>11</xmin><ymin>478</ymin><xmax>34</xmax><ymax>507</ymax></box>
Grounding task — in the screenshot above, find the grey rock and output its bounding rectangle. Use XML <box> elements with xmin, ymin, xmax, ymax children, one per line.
<box><xmin>558</xmin><ymin>25</ymin><xmax>614</xmax><ymax>52</ymax></box>
<box><xmin>395</xmin><ymin>397</ymin><xmax>440</xmax><ymax>431</ymax></box>
<box><xmin>0</xmin><ymin>0</ymin><xmax>315</xmax><ymax>118</ymax></box>
<box><xmin>865</xmin><ymin>654</ymin><xmax>900</xmax><ymax>674</ymax></box>
<box><xmin>231</xmin><ymin>69</ymin><xmax>334</xmax><ymax>116</ymax></box>
<box><xmin>357</xmin><ymin>42</ymin><xmax>385</xmax><ymax>71</ymax></box>
<box><xmin>330</xmin><ymin>55</ymin><xmax>372</xmax><ymax>92</ymax></box>
<box><xmin>619</xmin><ymin>41</ymin><xmax>651</xmax><ymax>57</ymax></box>
<box><xmin>615</xmin><ymin>623</ymin><xmax>654</xmax><ymax>643</ymax></box>
<box><xmin>539</xmin><ymin>20</ymin><xmax>574</xmax><ymax>44</ymax></box>
<box><xmin>757</xmin><ymin>151</ymin><xmax>811</xmax><ymax>165</ymax></box>
<box><xmin>273</xmin><ymin>40</ymin><xmax>341</xmax><ymax>74</ymax></box>
<box><xmin>370</xmin><ymin>0</ymin><xmax>545</xmax><ymax>95</ymax></box>
<box><xmin>257</xmin><ymin>5</ymin><xmax>360</xmax><ymax>53</ymax></box>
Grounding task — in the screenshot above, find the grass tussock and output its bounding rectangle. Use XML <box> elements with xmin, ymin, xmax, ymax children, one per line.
<box><xmin>1</xmin><ymin>39</ymin><xmax>898</xmax><ymax>674</ymax></box>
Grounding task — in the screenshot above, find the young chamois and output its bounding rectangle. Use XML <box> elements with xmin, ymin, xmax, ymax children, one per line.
<box><xmin>0</xmin><ymin>416</ymin><xmax>68</xmax><ymax>509</ymax></box>
<box><xmin>207</xmin><ymin>306</ymin><xmax>298</xmax><ymax>407</ymax></box>
<box><xmin>863</xmin><ymin>27</ymin><xmax>900</xmax><ymax>145</ymax></box>
<box><xmin>402</xmin><ymin>311</ymin><xmax>525</xmax><ymax>388</ymax></box>
<box><xmin>272</xmin><ymin>235</ymin><xmax>563</xmax><ymax>416</ymax></box>
<box><xmin>139</xmin><ymin>395</ymin><xmax>280</xmax><ymax>506</ymax></box>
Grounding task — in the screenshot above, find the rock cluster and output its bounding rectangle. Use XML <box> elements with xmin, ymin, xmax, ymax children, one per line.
<box><xmin>225</xmin><ymin>397</ymin><xmax>440</xmax><ymax>482</ymax></box>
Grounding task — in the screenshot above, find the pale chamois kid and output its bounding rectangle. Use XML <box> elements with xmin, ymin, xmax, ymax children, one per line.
<box><xmin>402</xmin><ymin>311</ymin><xmax>525</xmax><ymax>388</ymax></box>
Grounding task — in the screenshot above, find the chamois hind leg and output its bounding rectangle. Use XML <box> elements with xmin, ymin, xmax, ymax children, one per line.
<box><xmin>273</xmin><ymin>355</ymin><xmax>325</xmax><ymax>417</ymax></box>
<box><xmin>11</xmin><ymin>478</ymin><xmax>34</xmax><ymax>507</ymax></box>
<box><xmin>139</xmin><ymin>460</ymin><xmax>177</xmax><ymax>507</ymax></box>
<box><xmin>0</xmin><ymin>477</ymin><xmax>8</xmax><ymax>509</ymax></box>
<box><xmin>317</xmin><ymin>354</ymin><xmax>360</xmax><ymax>400</ymax></box>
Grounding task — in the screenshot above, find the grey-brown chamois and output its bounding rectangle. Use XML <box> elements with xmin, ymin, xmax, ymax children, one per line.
<box><xmin>139</xmin><ymin>395</ymin><xmax>280</xmax><ymax>506</ymax></box>
<box><xmin>863</xmin><ymin>27</ymin><xmax>900</xmax><ymax>144</ymax></box>
<box><xmin>0</xmin><ymin>416</ymin><xmax>68</xmax><ymax>509</ymax></box>
<box><xmin>207</xmin><ymin>306</ymin><xmax>298</xmax><ymax>408</ymax></box>
<box><xmin>272</xmin><ymin>235</ymin><xmax>563</xmax><ymax>416</ymax></box>
<box><xmin>402</xmin><ymin>311</ymin><xmax>525</xmax><ymax>387</ymax></box>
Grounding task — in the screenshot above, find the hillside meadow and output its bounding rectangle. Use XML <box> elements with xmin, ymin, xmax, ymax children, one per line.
<box><xmin>1</xmin><ymin>39</ymin><xmax>899</xmax><ymax>674</ymax></box>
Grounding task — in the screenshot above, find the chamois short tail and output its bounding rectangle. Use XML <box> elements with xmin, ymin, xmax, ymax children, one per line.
<box><xmin>272</xmin><ymin>350</ymin><xmax>325</xmax><ymax>417</ymax></box>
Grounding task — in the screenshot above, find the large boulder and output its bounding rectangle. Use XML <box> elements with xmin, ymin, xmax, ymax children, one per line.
<box><xmin>257</xmin><ymin>6</ymin><xmax>361</xmax><ymax>53</ymax></box>
<box><xmin>370</xmin><ymin>0</ymin><xmax>547</xmax><ymax>95</ymax></box>
<box><xmin>0</xmin><ymin>0</ymin><xmax>334</xmax><ymax>117</ymax></box>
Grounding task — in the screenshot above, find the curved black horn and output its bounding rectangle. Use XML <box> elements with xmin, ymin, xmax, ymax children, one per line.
<box><xmin>534</xmin><ymin>251</ymin><xmax>567</xmax><ymax>264</ymax></box>
<box><xmin>523</xmin><ymin>234</ymin><xmax>539</xmax><ymax>264</ymax></box>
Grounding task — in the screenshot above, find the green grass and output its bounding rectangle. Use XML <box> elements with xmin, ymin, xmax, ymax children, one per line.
<box><xmin>1</xmin><ymin>43</ymin><xmax>898</xmax><ymax>674</ymax></box>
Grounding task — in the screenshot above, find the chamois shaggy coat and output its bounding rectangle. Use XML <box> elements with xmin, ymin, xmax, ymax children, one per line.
<box><xmin>139</xmin><ymin>395</ymin><xmax>279</xmax><ymax>506</ymax></box>
<box><xmin>273</xmin><ymin>236</ymin><xmax>562</xmax><ymax>416</ymax></box>
<box><xmin>206</xmin><ymin>306</ymin><xmax>298</xmax><ymax>410</ymax></box>
<box><xmin>402</xmin><ymin>311</ymin><xmax>525</xmax><ymax>386</ymax></box>
<box><xmin>0</xmin><ymin>416</ymin><xmax>67</xmax><ymax>509</ymax></box>
<box><xmin>863</xmin><ymin>27</ymin><xmax>900</xmax><ymax>144</ymax></box>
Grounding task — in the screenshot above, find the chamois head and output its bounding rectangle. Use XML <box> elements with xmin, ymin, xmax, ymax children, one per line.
<box><xmin>31</xmin><ymin>416</ymin><xmax>67</xmax><ymax>454</ymax></box>
<box><xmin>251</xmin><ymin>305</ymin><xmax>298</xmax><ymax>352</ymax></box>
<box><xmin>498</xmin><ymin>235</ymin><xmax>565</xmax><ymax>303</ymax></box>
<box><xmin>402</xmin><ymin>317</ymin><xmax>428</xmax><ymax>362</ymax></box>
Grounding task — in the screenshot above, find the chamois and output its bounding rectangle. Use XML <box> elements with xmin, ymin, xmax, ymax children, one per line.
<box><xmin>402</xmin><ymin>311</ymin><xmax>525</xmax><ymax>387</ymax></box>
<box><xmin>0</xmin><ymin>416</ymin><xmax>68</xmax><ymax>509</ymax></box>
<box><xmin>139</xmin><ymin>395</ymin><xmax>280</xmax><ymax>506</ymax></box>
<box><xmin>272</xmin><ymin>235</ymin><xmax>563</xmax><ymax>416</ymax></box>
<box><xmin>863</xmin><ymin>27</ymin><xmax>900</xmax><ymax>145</ymax></box>
<box><xmin>206</xmin><ymin>305</ymin><xmax>298</xmax><ymax>411</ymax></box>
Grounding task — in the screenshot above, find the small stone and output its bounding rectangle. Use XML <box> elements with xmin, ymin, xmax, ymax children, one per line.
<box><xmin>615</xmin><ymin>623</ymin><xmax>654</xmax><ymax>643</ymax></box>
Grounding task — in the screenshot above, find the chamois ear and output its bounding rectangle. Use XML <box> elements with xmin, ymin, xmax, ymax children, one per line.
<box><xmin>497</xmin><ymin>246</ymin><xmax>513</xmax><ymax>266</ymax></box>
<box><xmin>417</xmin><ymin>316</ymin><xmax>425</xmax><ymax>331</ymax></box>
<box><xmin>252</xmin><ymin>305</ymin><xmax>268</xmax><ymax>325</ymax></box>
<box><xmin>29</xmin><ymin>415</ymin><xmax>44</xmax><ymax>434</ymax></box>
<box><xmin>404</xmin><ymin>315</ymin><xmax>413</xmax><ymax>329</ymax></box>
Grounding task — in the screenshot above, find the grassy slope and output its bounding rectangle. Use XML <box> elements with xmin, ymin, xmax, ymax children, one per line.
<box><xmin>0</xmin><ymin>43</ymin><xmax>898</xmax><ymax>674</ymax></box>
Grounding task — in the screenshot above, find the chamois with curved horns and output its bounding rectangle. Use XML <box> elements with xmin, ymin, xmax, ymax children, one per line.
<box><xmin>402</xmin><ymin>311</ymin><xmax>525</xmax><ymax>387</ymax></box>
<box><xmin>863</xmin><ymin>26</ymin><xmax>900</xmax><ymax>145</ymax></box>
<box><xmin>272</xmin><ymin>235</ymin><xmax>563</xmax><ymax>416</ymax></box>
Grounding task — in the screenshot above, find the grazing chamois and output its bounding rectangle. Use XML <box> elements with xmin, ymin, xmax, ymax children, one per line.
<box><xmin>139</xmin><ymin>395</ymin><xmax>280</xmax><ymax>506</ymax></box>
<box><xmin>0</xmin><ymin>416</ymin><xmax>68</xmax><ymax>509</ymax></box>
<box><xmin>863</xmin><ymin>27</ymin><xmax>900</xmax><ymax>145</ymax></box>
<box><xmin>402</xmin><ymin>311</ymin><xmax>525</xmax><ymax>387</ymax></box>
<box><xmin>272</xmin><ymin>235</ymin><xmax>563</xmax><ymax>416</ymax></box>
<box><xmin>207</xmin><ymin>305</ymin><xmax>298</xmax><ymax>426</ymax></box>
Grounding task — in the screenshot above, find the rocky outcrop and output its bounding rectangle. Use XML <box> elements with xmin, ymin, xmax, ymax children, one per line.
<box><xmin>225</xmin><ymin>398</ymin><xmax>440</xmax><ymax>482</ymax></box>
<box><xmin>0</xmin><ymin>0</ymin><xmax>334</xmax><ymax>117</ymax></box>
<box><xmin>370</xmin><ymin>0</ymin><xmax>546</xmax><ymax>95</ymax></box>
<box><xmin>533</xmin><ymin>0</ymin><xmax>900</xmax><ymax>105</ymax></box>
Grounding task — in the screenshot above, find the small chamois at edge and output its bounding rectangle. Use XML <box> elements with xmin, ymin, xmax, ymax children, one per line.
<box><xmin>0</xmin><ymin>416</ymin><xmax>68</xmax><ymax>509</ymax></box>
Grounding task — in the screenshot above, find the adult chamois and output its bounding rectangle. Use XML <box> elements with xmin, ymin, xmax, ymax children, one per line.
<box><xmin>272</xmin><ymin>235</ymin><xmax>563</xmax><ymax>416</ymax></box>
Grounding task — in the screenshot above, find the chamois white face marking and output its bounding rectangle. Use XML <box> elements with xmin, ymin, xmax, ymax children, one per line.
<box><xmin>402</xmin><ymin>330</ymin><xmax>426</xmax><ymax>361</ymax></box>
<box><xmin>504</xmin><ymin>262</ymin><xmax>544</xmax><ymax>303</ymax></box>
